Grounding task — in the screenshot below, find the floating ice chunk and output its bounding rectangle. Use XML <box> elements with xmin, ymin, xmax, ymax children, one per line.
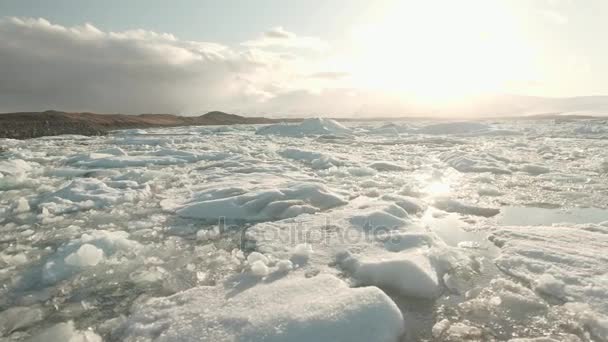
<box><xmin>279</xmin><ymin>148</ymin><xmax>344</xmax><ymax>169</ymax></box>
<box><xmin>120</xmin><ymin>274</ymin><xmax>404</xmax><ymax>342</ymax></box>
<box><xmin>0</xmin><ymin>306</ymin><xmax>44</xmax><ymax>336</ymax></box>
<box><xmin>39</xmin><ymin>178</ymin><xmax>151</xmax><ymax>214</ymax></box>
<box><xmin>176</xmin><ymin>183</ymin><xmax>346</xmax><ymax>222</ymax></box>
<box><xmin>340</xmin><ymin>251</ymin><xmax>440</xmax><ymax>299</ymax></box>
<box><xmin>30</xmin><ymin>320</ymin><xmax>101</xmax><ymax>342</ymax></box>
<box><xmin>1</xmin><ymin>252</ymin><xmax>28</xmax><ymax>266</ymax></box>
<box><xmin>12</xmin><ymin>197</ymin><xmax>30</xmax><ymax>213</ymax></box>
<box><xmin>383</xmin><ymin>232</ymin><xmax>433</xmax><ymax>252</ymax></box>
<box><xmin>64</xmin><ymin>244</ymin><xmax>104</xmax><ymax>267</ymax></box>
<box><xmin>533</xmin><ymin>274</ymin><xmax>566</xmax><ymax>299</ymax></box>
<box><xmin>250</xmin><ymin>260</ymin><xmax>270</xmax><ymax>277</ymax></box>
<box><xmin>43</xmin><ymin>230</ymin><xmax>140</xmax><ymax>284</ymax></box>
<box><xmin>434</xmin><ymin>198</ymin><xmax>500</xmax><ymax>217</ymax></box>
<box><xmin>574</xmin><ymin>124</ymin><xmax>607</xmax><ymax>135</ymax></box>
<box><xmin>0</xmin><ymin>159</ymin><xmax>37</xmax><ymax>189</ymax></box>
<box><xmin>368</xmin><ymin>161</ymin><xmax>406</xmax><ymax>171</ymax></box>
<box><xmin>417</xmin><ymin>122</ymin><xmax>490</xmax><ymax>135</ymax></box>
<box><xmin>257</xmin><ymin>118</ymin><xmax>352</xmax><ymax>137</ymax></box>
<box><xmin>196</xmin><ymin>228</ymin><xmax>220</xmax><ymax>241</ymax></box>
<box><xmin>276</xmin><ymin>259</ymin><xmax>293</xmax><ymax>272</ymax></box>
<box><xmin>348</xmin><ymin>166</ymin><xmax>377</xmax><ymax>177</ymax></box>
<box><xmin>490</xmin><ymin>224</ymin><xmax>608</xmax><ymax>314</ymax></box>
<box><xmin>247</xmin><ymin>251</ymin><xmax>269</xmax><ymax>265</ymax></box>
<box><xmin>520</xmin><ymin>164</ymin><xmax>551</xmax><ymax>175</ymax></box>
<box><xmin>0</xmin><ymin>159</ymin><xmax>33</xmax><ymax>176</ymax></box>
<box><xmin>94</xmin><ymin>147</ymin><xmax>128</xmax><ymax>156</ymax></box>
<box><xmin>477</xmin><ymin>185</ymin><xmax>503</xmax><ymax>197</ymax></box>
<box><xmin>381</xmin><ymin>194</ymin><xmax>426</xmax><ymax>215</ymax></box>
<box><xmin>508</xmin><ymin>337</ymin><xmax>580</xmax><ymax>342</ymax></box>
<box><xmin>440</xmin><ymin>151</ymin><xmax>511</xmax><ymax>174</ymax></box>
<box><xmin>564</xmin><ymin>302</ymin><xmax>608</xmax><ymax>341</ymax></box>
<box><xmin>350</xmin><ymin>210</ymin><xmax>409</xmax><ymax>230</ymax></box>
<box><xmin>291</xmin><ymin>244</ymin><xmax>313</xmax><ymax>266</ymax></box>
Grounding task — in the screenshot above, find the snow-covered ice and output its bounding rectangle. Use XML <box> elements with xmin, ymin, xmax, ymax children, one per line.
<box><xmin>1</xmin><ymin>118</ymin><xmax>608</xmax><ymax>341</ymax></box>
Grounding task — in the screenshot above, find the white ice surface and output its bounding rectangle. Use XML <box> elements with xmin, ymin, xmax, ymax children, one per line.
<box><xmin>2</xmin><ymin>119</ymin><xmax>608</xmax><ymax>341</ymax></box>
<box><xmin>120</xmin><ymin>274</ymin><xmax>405</xmax><ymax>342</ymax></box>
<box><xmin>256</xmin><ymin>118</ymin><xmax>351</xmax><ymax>136</ymax></box>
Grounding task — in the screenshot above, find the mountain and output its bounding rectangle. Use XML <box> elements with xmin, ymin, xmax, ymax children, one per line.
<box><xmin>0</xmin><ymin>110</ymin><xmax>285</xmax><ymax>139</ymax></box>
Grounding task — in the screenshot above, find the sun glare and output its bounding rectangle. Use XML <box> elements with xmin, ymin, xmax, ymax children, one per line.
<box><xmin>349</xmin><ymin>1</ymin><xmax>532</xmax><ymax>105</ymax></box>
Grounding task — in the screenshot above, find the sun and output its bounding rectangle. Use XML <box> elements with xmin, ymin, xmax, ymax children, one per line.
<box><xmin>348</xmin><ymin>0</ymin><xmax>531</xmax><ymax>105</ymax></box>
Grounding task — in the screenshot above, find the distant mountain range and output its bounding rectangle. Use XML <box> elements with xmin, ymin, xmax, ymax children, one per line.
<box><xmin>0</xmin><ymin>110</ymin><xmax>291</xmax><ymax>139</ymax></box>
<box><xmin>1</xmin><ymin>96</ymin><xmax>607</xmax><ymax>139</ymax></box>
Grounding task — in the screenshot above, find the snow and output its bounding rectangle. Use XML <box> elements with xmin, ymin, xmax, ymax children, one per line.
<box><xmin>2</xmin><ymin>119</ymin><xmax>608</xmax><ymax>340</ymax></box>
<box><xmin>279</xmin><ymin>148</ymin><xmax>344</xmax><ymax>169</ymax></box>
<box><xmin>257</xmin><ymin>118</ymin><xmax>351</xmax><ymax>136</ymax></box>
<box><xmin>417</xmin><ymin>121</ymin><xmax>491</xmax><ymax>135</ymax></box>
<box><xmin>175</xmin><ymin>182</ymin><xmax>346</xmax><ymax>222</ymax></box>
<box><xmin>339</xmin><ymin>251</ymin><xmax>440</xmax><ymax>299</ymax></box>
<box><xmin>368</xmin><ymin>161</ymin><xmax>406</xmax><ymax>171</ymax></box>
<box><xmin>120</xmin><ymin>274</ymin><xmax>405</xmax><ymax>342</ymax></box>
<box><xmin>490</xmin><ymin>224</ymin><xmax>608</xmax><ymax>314</ymax></box>
<box><xmin>440</xmin><ymin>150</ymin><xmax>512</xmax><ymax>174</ymax></box>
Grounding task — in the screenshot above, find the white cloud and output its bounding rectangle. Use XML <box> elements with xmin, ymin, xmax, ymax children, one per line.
<box><xmin>263</xmin><ymin>26</ymin><xmax>294</xmax><ymax>39</ymax></box>
<box><xmin>242</xmin><ymin>27</ymin><xmax>328</xmax><ymax>51</ymax></box>
<box><xmin>0</xmin><ymin>17</ymin><xmax>327</xmax><ymax>114</ymax></box>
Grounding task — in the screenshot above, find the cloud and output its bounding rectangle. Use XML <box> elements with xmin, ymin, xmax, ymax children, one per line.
<box><xmin>242</xmin><ymin>27</ymin><xmax>328</xmax><ymax>51</ymax></box>
<box><xmin>309</xmin><ymin>71</ymin><xmax>350</xmax><ymax>79</ymax></box>
<box><xmin>264</xmin><ymin>26</ymin><xmax>294</xmax><ymax>39</ymax></box>
<box><xmin>0</xmin><ymin>17</ymin><xmax>320</xmax><ymax>114</ymax></box>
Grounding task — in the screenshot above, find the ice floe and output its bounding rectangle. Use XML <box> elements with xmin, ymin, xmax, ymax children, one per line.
<box><xmin>174</xmin><ymin>182</ymin><xmax>346</xmax><ymax>222</ymax></box>
<box><xmin>257</xmin><ymin>118</ymin><xmax>352</xmax><ymax>136</ymax></box>
<box><xmin>119</xmin><ymin>274</ymin><xmax>404</xmax><ymax>342</ymax></box>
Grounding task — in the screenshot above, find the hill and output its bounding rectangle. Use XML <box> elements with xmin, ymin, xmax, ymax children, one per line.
<box><xmin>0</xmin><ymin>110</ymin><xmax>283</xmax><ymax>139</ymax></box>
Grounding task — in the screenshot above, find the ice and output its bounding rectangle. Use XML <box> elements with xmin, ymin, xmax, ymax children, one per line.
<box><xmin>249</xmin><ymin>260</ymin><xmax>270</xmax><ymax>276</ymax></box>
<box><xmin>0</xmin><ymin>306</ymin><xmax>44</xmax><ymax>336</ymax></box>
<box><xmin>3</xmin><ymin>118</ymin><xmax>608</xmax><ymax>340</ymax></box>
<box><xmin>38</xmin><ymin>178</ymin><xmax>151</xmax><ymax>214</ymax></box>
<box><xmin>30</xmin><ymin>320</ymin><xmax>101</xmax><ymax>342</ymax></box>
<box><xmin>338</xmin><ymin>251</ymin><xmax>440</xmax><ymax>299</ymax></box>
<box><xmin>434</xmin><ymin>198</ymin><xmax>500</xmax><ymax>217</ymax></box>
<box><xmin>520</xmin><ymin>163</ymin><xmax>551</xmax><ymax>175</ymax></box>
<box><xmin>119</xmin><ymin>274</ymin><xmax>404</xmax><ymax>342</ymax></box>
<box><xmin>368</xmin><ymin>161</ymin><xmax>406</xmax><ymax>171</ymax></box>
<box><xmin>349</xmin><ymin>210</ymin><xmax>409</xmax><ymax>229</ymax></box>
<box><xmin>279</xmin><ymin>148</ymin><xmax>344</xmax><ymax>169</ymax></box>
<box><xmin>0</xmin><ymin>159</ymin><xmax>33</xmax><ymax>176</ymax></box>
<box><xmin>490</xmin><ymin>224</ymin><xmax>608</xmax><ymax>314</ymax></box>
<box><xmin>175</xmin><ymin>182</ymin><xmax>346</xmax><ymax>222</ymax></box>
<box><xmin>381</xmin><ymin>194</ymin><xmax>426</xmax><ymax>215</ymax></box>
<box><xmin>417</xmin><ymin>121</ymin><xmax>491</xmax><ymax>135</ymax></box>
<box><xmin>257</xmin><ymin>118</ymin><xmax>352</xmax><ymax>136</ymax></box>
<box><xmin>440</xmin><ymin>150</ymin><xmax>512</xmax><ymax>174</ymax></box>
<box><xmin>0</xmin><ymin>159</ymin><xmax>38</xmax><ymax>189</ymax></box>
<box><xmin>42</xmin><ymin>230</ymin><xmax>141</xmax><ymax>284</ymax></box>
<box><xmin>64</xmin><ymin>244</ymin><xmax>105</xmax><ymax>267</ymax></box>
<box><xmin>247</xmin><ymin>251</ymin><xmax>269</xmax><ymax>265</ymax></box>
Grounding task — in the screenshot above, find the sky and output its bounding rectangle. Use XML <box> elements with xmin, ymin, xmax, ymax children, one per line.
<box><xmin>1</xmin><ymin>0</ymin><xmax>607</xmax><ymax>116</ymax></box>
